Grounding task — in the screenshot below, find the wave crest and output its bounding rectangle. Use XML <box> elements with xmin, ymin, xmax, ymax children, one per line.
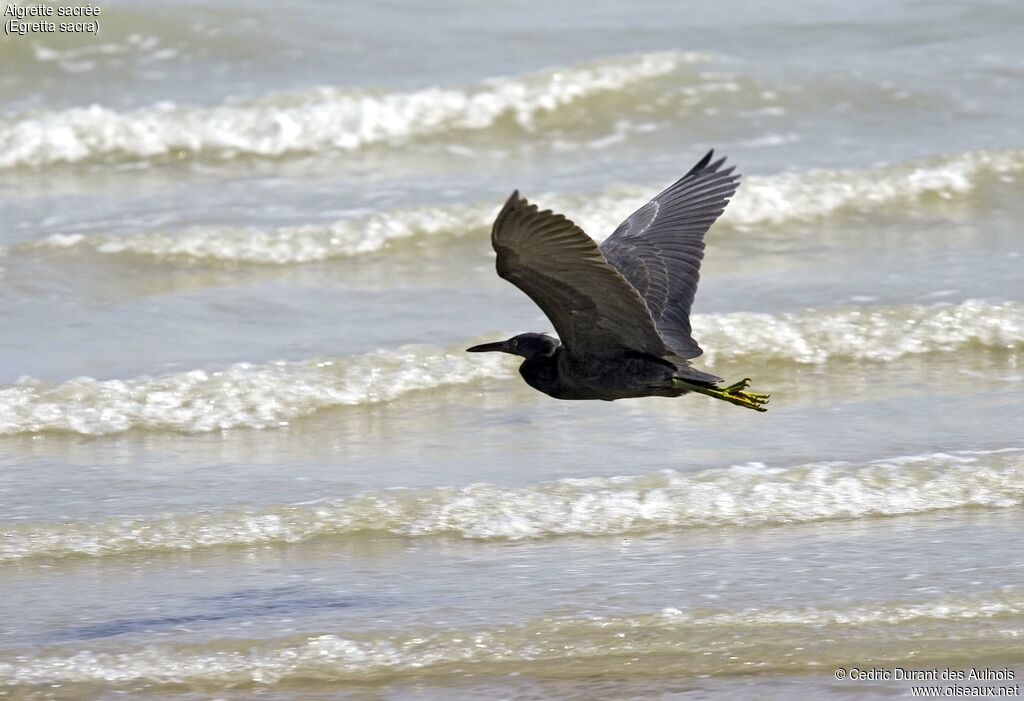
<box><xmin>2</xmin><ymin>449</ymin><xmax>1021</xmax><ymax>561</ymax></box>
<box><xmin>35</xmin><ymin>205</ymin><xmax>490</xmax><ymax>264</ymax></box>
<box><xmin>0</xmin><ymin>51</ymin><xmax>703</xmax><ymax>168</ymax></box>
<box><xmin>2</xmin><ymin>589</ymin><xmax>1022</xmax><ymax>685</ymax></box>
<box><xmin>693</xmin><ymin>299</ymin><xmax>1024</xmax><ymax>364</ymax></box>
<box><xmin>570</xmin><ymin>148</ymin><xmax>1024</xmax><ymax>235</ymax></box>
<box><xmin>0</xmin><ymin>300</ymin><xmax>1018</xmax><ymax>437</ymax></box>
<box><xmin>0</xmin><ymin>347</ymin><xmax>505</xmax><ymax>436</ymax></box>
<box><xmin>24</xmin><ymin>148</ymin><xmax>1024</xmax><ymax>264</ymax></box>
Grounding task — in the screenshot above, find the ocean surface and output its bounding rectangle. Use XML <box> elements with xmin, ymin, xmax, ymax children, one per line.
<box><xmin>2</xmin><ymin>0</ymin><xmax>1023</xmax><ymax>698</ymax></box>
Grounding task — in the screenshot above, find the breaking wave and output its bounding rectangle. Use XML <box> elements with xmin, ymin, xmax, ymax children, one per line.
<box><xmin>0</xmin><ymin>51</ymin><xmax>705</xmax><ymax>168</ymax></box>
<box><xmin>23</xmin><ymin>148</ymin><xmax>1024</xmax><ymax>264</ymax></box>
<box><xmin>724</xmin><ymin>147</ymin><xmax>1024</xmax><ymax>228</ymax></box>
<box><xmin>571</xmin><ymin>146</ymin><xmax>1024</xmax><ymax>238</ymax></box>
<box><xmin>0</xmin><ymin>299</ymin><xmax>1019</xmax><ymax>437</ymax></box>
<box><xmin>2</xmin><ymin>590</ymin><xmax>1022</xmax><ymax>686</ymax></box>
<box><xmin>0</xmin><ymin>346</ymin><xmax>506</xmax><ymax>436</ymax></box>
<box><xmin>31</xmin><ymin>205</ymin><xmax>490</xmax><ymax>264</ymax></box>
<box><xmin>2</xmin><ymin>449</ymin><xmax>1022</xmax><ymax>561</ymax></box>
<box><xmin>694</xmin><ymin>299</ymin><xmax>1023</xmax><ymax>365</ymax></box>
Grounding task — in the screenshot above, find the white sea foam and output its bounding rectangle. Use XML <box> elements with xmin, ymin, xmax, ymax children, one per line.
<box><xmin>0</xmin><ymin>347</ymin><xmax>506</xmax><ymax>436</ymax></box>
<box><xmin>0</xmin><ymin>51</ymin><xmax>703</xmax><ymax>168</ymax></box>
<box><xmin>2</xmin><ymin>449</ymin><xmax>1021</xmax><ymax>561</ymax></box>
<box><xmin>1</xmin><ymin>589</ymin><xmax>1022</xmax><ymax>686</ymax></box>
<box><xmin>37</xmin><ymin>205</ymin><xmax>491</xmax><ymax>264</ymax></box>
<box><xmin>692</xmin><ymin>299</ymin><xmax>1024</xmax><ymax>364</ymax></box>
<box><xmin>27</xmin><ymin>148</ymin><xmax>1024</xmax><ymax>264</ymax></box>
<box><xmin>726</xmin><ymin>147</ymin><xmax>1024</xmax><ymax>228</ymax></box>
<box><xmin>571</xmin><ymin>147</ymin><xmax>1024</xmax><ymax>236</ymax></box>
<box><xmin>0</xmin><ymin>300</ymin><xmax>1018</xmax><ymax>437</ymax></box>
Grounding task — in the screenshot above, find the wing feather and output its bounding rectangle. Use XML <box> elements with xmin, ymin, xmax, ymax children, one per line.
<box><xmin>492</xmin><ymin>192</ymin><xmax>666</xmax><ymax>359</ymax></box>
<box><xmin>600</xmin><ymin>150</ymin><xmax>740</xmax><ymax>358</ymax></box>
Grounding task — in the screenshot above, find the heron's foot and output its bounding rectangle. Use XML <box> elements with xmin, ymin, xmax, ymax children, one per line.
<box><xmin>713</xmin><ymin>378</ymin><xmax>769</xmax><ymax>412</ymax></box>
<box><xmin>670</xmin><ymin>377</ymin><xmax>770</xmax><ymax>412</ymax></box>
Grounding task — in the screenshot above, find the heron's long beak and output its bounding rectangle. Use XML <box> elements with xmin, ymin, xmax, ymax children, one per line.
<box><xmin>466</xmin><ymin>340</ymin><xmax>508</xmax><ymax>353</ymax></box>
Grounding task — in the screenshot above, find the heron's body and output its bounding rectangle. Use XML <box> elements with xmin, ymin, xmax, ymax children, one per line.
<box><xmin>467</xmin><ymin>150</ymin><xmax>769</xmax><ymax>412</ymax></box>
<box><xmin>513</xmin><ymin>340</ymin><xmax>710</xmax><ymax>401</ymax></box>
<box><xmin>520</xmin><ymin>344</ymin><xmax>673</xmax><ymax>400</ymax></box>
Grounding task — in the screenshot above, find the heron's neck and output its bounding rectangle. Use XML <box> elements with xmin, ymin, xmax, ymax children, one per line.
<box><xmin>517</xmin><ymin>346</ymin><xmax>568</xmax><ymax>398</ymax></box>
<box><xmin>521</xmin><ymin>344</ymin><xmax>560</xmax><ymax>370</ymax></box>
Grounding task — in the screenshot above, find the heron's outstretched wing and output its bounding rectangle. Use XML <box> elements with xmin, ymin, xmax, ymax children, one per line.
<box><xmin>600</xmin><ymin>150</ymin><xmax>739</xmax><ymax>359</ymax></box>
<box><xmin>492</xmin><ymin>192</ymin><xmax>667</xmax><ymax>359</ymax></box>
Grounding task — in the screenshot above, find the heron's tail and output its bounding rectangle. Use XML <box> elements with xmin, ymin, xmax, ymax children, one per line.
<box><xmin>671</xmin><ymin>364</ymin><xmax>721</xmax><ymax>384</ymax></box>
<box><xmin>671</xmin><ymin>377</ymin><xmax>769</xmax><ymax>412</ymax></box>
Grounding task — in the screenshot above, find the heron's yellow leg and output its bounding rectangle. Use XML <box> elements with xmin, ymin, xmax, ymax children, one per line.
<box><xmin>721</xmin><ymin>378</ymin><xmax>770</xmax><ymax>400</ymax></box>
<box><xmin>672</xmin><ymin>377</ymin><xmax>770</xmax><ymax>412</ymax></box>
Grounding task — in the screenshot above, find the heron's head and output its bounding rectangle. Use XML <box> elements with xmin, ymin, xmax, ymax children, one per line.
<box><xmin>466</xmin><ymin>333</ymin><xmax>558</xmax><ymax>360</ymax></box>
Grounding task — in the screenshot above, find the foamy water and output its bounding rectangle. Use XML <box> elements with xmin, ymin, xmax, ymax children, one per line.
<box><xmin>0</xmin><ymin>51</ymin><xmax>706</xmax><ymax>168</ymax></box>
<box><xmin>13</xmin><ymin>147</ymin><xmax>1022</xmax><ymax>263</ymax></box>
<box><xmin>2</xmin><ymin>449</ymin><xmax>1021</xmax><ymax>561</ymax></box>
<box><xmin>1</xmin><ymin>300</ymin><xmax>1018</xmax><ymax>436</ymax></box>
<box><xmin>4</xmin><ymin>589</ymin><xmax>1022</xmax><ymax>686</ymax></box>
<box><xmin>0</xmin><ymin>347</ymin><xmax>506</xmax><ymax>435</ymax></box>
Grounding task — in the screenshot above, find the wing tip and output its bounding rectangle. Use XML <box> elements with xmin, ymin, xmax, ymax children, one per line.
<box><xmin>688</xmin><ymin>149</ymin><xmax>715</xmax><ymax>176</ymax></box>
<box><xmin>504</xmin><ymin>189</ymin><xmax>542</xmax><ymax>213</ymax></box>
<box><xmin>497</xmin><ymin>190</ymin><xmax>530</xmax><ymax>226</ymax></box>
<box><xmin>687</xmin><ymin>148</ymin><xmax>741</xmax><ymax>182</ymax></box>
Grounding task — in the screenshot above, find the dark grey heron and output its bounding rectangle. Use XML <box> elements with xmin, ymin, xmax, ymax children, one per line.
<box><xmin>467</xmin><ymin>150</ymin><xmax>768</xmax><ymax>411</ymax></box>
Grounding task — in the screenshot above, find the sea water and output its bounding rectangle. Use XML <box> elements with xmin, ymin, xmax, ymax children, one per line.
<box><xmin>1</xmin><ymin>0</ymin><xmax>1023</xmax><ymax>698</ymax></box>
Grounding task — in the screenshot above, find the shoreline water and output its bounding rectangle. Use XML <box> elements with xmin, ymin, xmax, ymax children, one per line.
<box><xmin>3</xmin><ymin>1</ymin><xmax>1023</xmax><ymax>698</ymax></box>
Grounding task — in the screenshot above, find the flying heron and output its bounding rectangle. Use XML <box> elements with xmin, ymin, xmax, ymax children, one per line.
<box><xmin>467</xmin><ymin>150</ymin><xmax>768</xmax><ymax>412</ymax></box>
